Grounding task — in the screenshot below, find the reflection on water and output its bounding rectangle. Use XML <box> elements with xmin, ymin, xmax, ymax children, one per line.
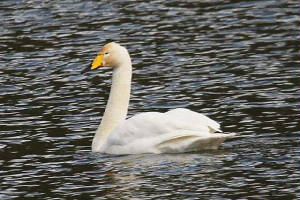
<box><xmin>0</xmin><ymin>0</ymin><xmax>299</xmax><ymax>199</ymax></box>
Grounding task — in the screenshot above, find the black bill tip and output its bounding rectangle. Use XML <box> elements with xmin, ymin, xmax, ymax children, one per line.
<box><xmin>81</xmin><ymin>64</ymin><xmax>92</xmax><ymax>74</ymax></box>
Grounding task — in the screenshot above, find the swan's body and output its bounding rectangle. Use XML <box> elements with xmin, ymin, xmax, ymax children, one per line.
<box><xmin>82</xmin><ymin>42</ymin><xmax>235</xmax><ymax>154</ymax></box>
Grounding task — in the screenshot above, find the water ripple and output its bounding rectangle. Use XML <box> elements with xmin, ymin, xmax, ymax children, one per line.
<box><xmin>0</xmin><ymin>0</ymin><xmax>299</xmax><ymax>199</ymax></box>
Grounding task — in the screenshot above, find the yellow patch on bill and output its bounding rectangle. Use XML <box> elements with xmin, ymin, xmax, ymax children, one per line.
<box><xmin>91</xmin><ymin>54</ymin><xmax>104</xmax><ymax>70</ymax></box>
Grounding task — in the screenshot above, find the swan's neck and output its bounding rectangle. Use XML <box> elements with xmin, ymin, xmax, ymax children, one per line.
<box><xmin>92</xmin><ymin>60</ymin><xmax>132</xmax><ymax>152</ymax></box>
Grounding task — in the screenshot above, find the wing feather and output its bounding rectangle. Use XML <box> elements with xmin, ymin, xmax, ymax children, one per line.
<box><xmin>103</xmin><ymin>108</ymin><xmax>223</xmax><ymax>150</ymax></box>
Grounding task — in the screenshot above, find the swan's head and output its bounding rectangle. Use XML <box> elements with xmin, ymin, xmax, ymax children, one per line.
<box><xmin>81</xmin><ymin>42</ymin><xmax>130</xmax><ymax>74</ymax></box>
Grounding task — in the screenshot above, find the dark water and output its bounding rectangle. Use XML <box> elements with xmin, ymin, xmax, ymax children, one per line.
<box><xmin>1</xmin><ymin>0</ymin><xmax>299</xmax><ymax>199</ymax></box>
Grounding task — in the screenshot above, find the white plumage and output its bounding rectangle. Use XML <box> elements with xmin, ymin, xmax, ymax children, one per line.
<box><xmin>83</xmin><ymin>42</ymin><xmax>235</xmax><ymax>154</ymax></box>
<box><xmin>101</xmin><ymin>108</ymin><xmax>235</xmax><ymax>154</ymax></box>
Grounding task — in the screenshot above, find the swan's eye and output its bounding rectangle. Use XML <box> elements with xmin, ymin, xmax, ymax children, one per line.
<box><xmin>104</xmin><ymin>52</ymin><xmax>109</xmax><ymax>55</ymax></box>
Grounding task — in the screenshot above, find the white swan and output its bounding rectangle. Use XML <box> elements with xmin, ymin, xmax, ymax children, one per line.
<box><xmin>82</xmin><ymin>42</ymin><xmax>235</xmax><ymax>154</ymax></box>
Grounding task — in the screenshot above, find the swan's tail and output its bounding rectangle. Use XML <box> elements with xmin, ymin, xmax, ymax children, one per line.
<box><xmin>156</xmin><ymin>132</ymin><xmax>236</xmax><ymax>153</ymax></box>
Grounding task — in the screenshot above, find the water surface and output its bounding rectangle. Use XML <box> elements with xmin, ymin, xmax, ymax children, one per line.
<box><xmin>0</xmin><ymin>0</ymin><xmax>299</xmax><ymax>199</ymax></box>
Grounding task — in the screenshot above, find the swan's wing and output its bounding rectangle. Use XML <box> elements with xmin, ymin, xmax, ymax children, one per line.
<box><xmin>104</xmin><ymin>130</ymin><xmax>235</xmax><ymax>154</ymax></box>
<box><xmin>101</xmin><ymin>108</ymin><xmax>229</xmax><ymax>154</ymax></box>
<box><xmin>104</xmin><ymin>111</ymin><xmax>173</xmax><ymax>147</ymax></box>
<box><xmin>165</xmin><ymin>108</ymin><xmax>222</xmax><ymax>133</ymax></box>
<box><xmin>155</xmin><ymin>131</ymin><xmax>235</xmax><ymax>153</ymax></box>
<box><xmin>109</xmin><ymin>108</ymin><xmax>219</xmax><ymax>142</ymax></box>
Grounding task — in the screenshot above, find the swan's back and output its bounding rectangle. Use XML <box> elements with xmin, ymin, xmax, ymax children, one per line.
<box><xmin>100</xmin><ymin>108</ymin><xmax>235</xmax><ymax>154</ymax></box>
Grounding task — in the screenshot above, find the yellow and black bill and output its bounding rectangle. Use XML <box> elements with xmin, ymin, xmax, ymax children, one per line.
<box><xmin>81</xmin><ymin>54</ymin><xmax>104</xmax><ymax>74</ymax></box>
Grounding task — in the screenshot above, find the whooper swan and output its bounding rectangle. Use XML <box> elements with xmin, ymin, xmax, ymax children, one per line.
<box><xmin>81</xmin><ymin>42</ymin><xmax>235</xmax><ymax>154</ymax></box>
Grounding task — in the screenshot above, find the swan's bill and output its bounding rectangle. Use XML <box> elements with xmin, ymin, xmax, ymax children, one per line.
<box><xmin>91</xmin><ymin>54</ymin><xmax>104</xmax><ymax>70</ymax></box>
<box><xmin>81</xmin><ymin>54</ymin><xmax>104</xmax><ymax>74</ymax></box>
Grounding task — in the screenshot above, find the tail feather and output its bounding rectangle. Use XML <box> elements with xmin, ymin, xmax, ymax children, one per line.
<box><xmin>156</xmin><ymin>132</ymin><xmax>236</xmax><ymax>153</ymax></box>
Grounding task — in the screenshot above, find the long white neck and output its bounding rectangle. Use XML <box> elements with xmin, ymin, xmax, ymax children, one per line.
<box><xmin>92</xmin><ymin>58</ymin><xmax>132</xmax><ymax>152</ymax></box>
